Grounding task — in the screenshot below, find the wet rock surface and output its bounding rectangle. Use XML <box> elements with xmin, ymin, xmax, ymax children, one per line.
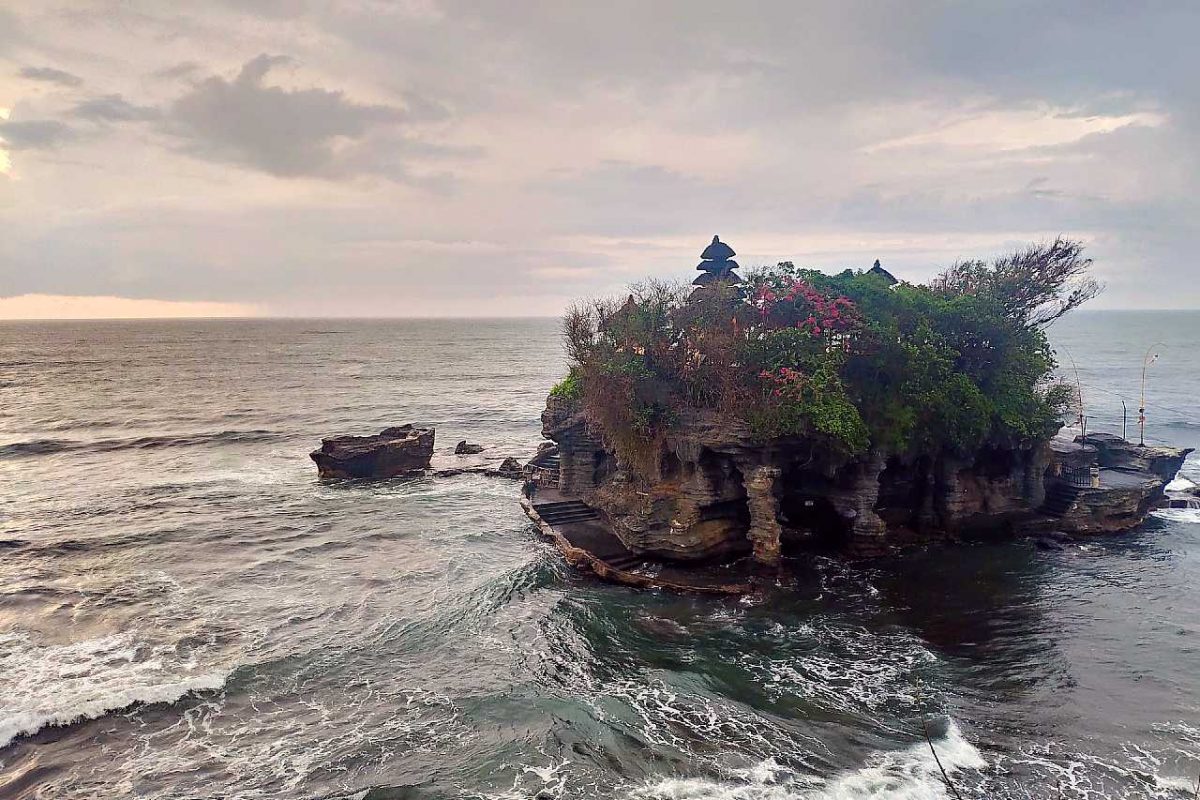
<box><xmin>310</xmin><ymin>425</ymin><xmax>434</xmax><ymax>479</ymax></box>
<box><xmin>432</xmin><ymin>455</ymin><xmax>525</xmax><ymax>480</ymax></box>
<box><xmin>493</xmin><ymin>456</ymin><xmax>523</xmax><ymax>477</ymax></box>
<box><xmin>1058</xmin><ymin>465</ymin><xmax>1186</xmax><ymax>533</ymax></box>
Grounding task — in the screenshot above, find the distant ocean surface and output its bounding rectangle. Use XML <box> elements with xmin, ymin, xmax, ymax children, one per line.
<box><xmin>1</xmin><ymin>312</ymin><xmax>1198</xmax><ymax>800</ymax></box>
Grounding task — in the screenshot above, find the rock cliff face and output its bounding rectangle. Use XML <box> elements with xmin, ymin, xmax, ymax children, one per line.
<box><xmin>1086</xmin><ymin>432</ymin><xmax>1188</xmax><ymax>481</ymax></box>
<box><xmin>538</xmin><ymin>395</ymin><xmax>1191</xmax><ymax>565</ymax></box>
<box><xmin>1055</xmin><ymin>471</ymin><xmax>1169</xmax><ymax>534</ymax></box>
<box><xmin>311</xmin><ymin>425</ymin><xmax>435</xmax><ymax>479</ymax></box>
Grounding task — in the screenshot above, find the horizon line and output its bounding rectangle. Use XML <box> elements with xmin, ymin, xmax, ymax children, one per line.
<box><xmin>1</xmin><ymin>308</ymin><xmax>1195</xmax><ymax>323</ymax></box>
<box><xmin>0</xmin><ymin>314</ymin><xmax>563</xmax><ymax>323</ymax></box>
<box><xmin>7</xmin><ymin>304</ymin><xmax>1200</xmax><ymax>323</ymax></box>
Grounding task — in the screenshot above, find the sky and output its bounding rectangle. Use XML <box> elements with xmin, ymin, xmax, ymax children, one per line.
<box><xmin>0</xmin><ymin>1</ymin><xmax>1197</xmax><ymax>319</ymax></box>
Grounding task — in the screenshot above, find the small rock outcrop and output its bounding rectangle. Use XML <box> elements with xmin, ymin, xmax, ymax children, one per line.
<box><xmin>493</xmin><ymin>456</ymin><xmax>523</xmax><ymax>477</ymax></box>
<box><xmin>455</xmin><ymin>440</ymin><xmax>485</xmax><ymax>455</ymax></box>
<box><xmin>435</xmin><ymin>455</ymin><xmax>526</xmax><ymax>479</ymax></box>
<box><xmin>311</xmin><ymin>425</ymin><xmax>434</xmax><ymax>479</ymax></box>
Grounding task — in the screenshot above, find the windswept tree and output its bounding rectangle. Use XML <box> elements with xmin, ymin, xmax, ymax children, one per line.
<box><xmin>928</xmin><ymin>237</ymin><xmax>1102</xmax><ymax>327</ymax></box>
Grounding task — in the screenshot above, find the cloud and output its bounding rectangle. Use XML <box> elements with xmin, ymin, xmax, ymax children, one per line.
<box><xmin>73</xmin><ymin>94</ymin><xmax>160</xmax><ymax>122</ymax></box>
<box><xmin>164</xmin><ymin>53</ymin><xmax>433</xmax><ymax>178</ymax></box>
<box><xmin>18</xmin><ymin>65</ymin><xmax>84</xmax><ymax>87</ymax></box>
<box><xmin>0</xmin><ymin>9</ymin><xmax>21</xmax><ymax>55</ymax></box>
<box><xmin>0</xmin><ymin>119</ymin><xmax>76</xmax><ymax>150</ymax></box>
<box><xmin>0</xmin><ymin>1</ymin><xmax>1197</xmax><ymax>314</ymax></box>
<box><xmin>865</xmin><ymin>107</ymin><xmax>1166</xmax><ymax>154</ymax></box>
<box><xmin>152</xmin><ymin>61</ymin><xmax>202</xmax><ymax>81</ymax></box>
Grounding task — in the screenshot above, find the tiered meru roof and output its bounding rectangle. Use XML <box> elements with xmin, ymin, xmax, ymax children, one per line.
<box><xmin>693</xmin><ymin>235</ymin><xmax>741</xmax><ymax>286</ymax></box>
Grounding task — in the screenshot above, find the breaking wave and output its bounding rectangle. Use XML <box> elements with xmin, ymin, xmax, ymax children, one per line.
<box><xmin>1150</xmin><ymin>507</ymin><xmax>1200</xmax><ymax>524</ymax></box>
<box><xmin>0</xmin><ymin>631</ymin><xmax>229</xmax><ymax>749</ymax></box>
<box><xmin>1165</xmin><ymin>476</ymin><xmax>1196</xmax><ymax>493</ymax></box>
<box><xmin>629</xmin><ymin>720</ymin><xmax>986</xmax><ymax>799</ymax></box>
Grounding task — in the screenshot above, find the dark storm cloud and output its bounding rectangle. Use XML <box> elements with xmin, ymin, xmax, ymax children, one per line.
<box><xmin>73</xmin><ymin>94</ymin><xmax>159</xmax><ymax>122</ymax></box>
<box><xmin>163</xmin><ymin>54</ymin><xmax>439</xmax><ymax>179</ymax></box>
<box><xmin>19</xmin><ymin>65</ymin><xmax>84</xmax><ymax>87</ymax></box>
<box><xmin>0</xmin><ymin>119</ymin><xmax>76</xmax><ymax>149</ymax></box>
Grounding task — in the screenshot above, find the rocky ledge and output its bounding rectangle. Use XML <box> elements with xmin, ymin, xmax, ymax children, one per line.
<box><xmin>310</xmin><ymin>425</ymin><xmax>435</xmax><ymax>479</ymax></box>
<box><xmin>1050</xmin><ymin>432</ymin><xmax>1194</xmax><ymax>533</ymax></box>
<box><xmin>528</xmin><ymin>394</ymin><xmax>1191</xmax><ymax>572</ymax></box>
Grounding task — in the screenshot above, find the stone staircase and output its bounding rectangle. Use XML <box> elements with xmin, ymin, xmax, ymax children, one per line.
<box><xmin>573</xmin><ymin>433</ymin><xmax>602</xmax><ymax>451</ymax></box>
<box><xmin>532</xmin><ymin>499</ymin><xmax>599</xmax><ymax>526</ymax></box>
<box><xmin>601</xmin><ymin>552</ymin><xmax>645</xmax><ymax>571</ymax></box>
<box><xmin>1041</xmin><ymin>483</ymin><xmax>1081</xmax><ymax>518</ymax></box>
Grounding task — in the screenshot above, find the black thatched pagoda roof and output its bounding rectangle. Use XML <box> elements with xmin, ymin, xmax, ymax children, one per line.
<box><xmin>700</xmin><ymin>236</ymin><xmax>736</xmax><ymax>262</ymax></box>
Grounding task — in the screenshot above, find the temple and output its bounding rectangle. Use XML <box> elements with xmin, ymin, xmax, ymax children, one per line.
<box><xmin>692</xmin><ymin>235</ymin><xmax>741</xmax><ymax>288</ymax></box>
<box><xmin>520</xmin><ymin>237</ymin><xmax>1192</xmax><ymax>593</ymax></box>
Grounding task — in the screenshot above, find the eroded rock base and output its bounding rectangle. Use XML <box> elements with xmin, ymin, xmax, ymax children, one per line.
<box><xmin>532</xmin><ymin>393</ymin><xmax>1191</xmax><ymax>571</ymax></box>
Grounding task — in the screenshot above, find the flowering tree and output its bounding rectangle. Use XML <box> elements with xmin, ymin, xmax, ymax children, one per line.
<box><xmin>751</xmin><ymin>279</ymin><xmax>859</xmax><ymax>337</ymax></box>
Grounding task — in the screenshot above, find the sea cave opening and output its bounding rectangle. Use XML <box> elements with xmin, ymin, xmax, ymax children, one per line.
<box><xmin>778</xmin><ymin>466</ymin><xmax>850</xmax><ymax>554</ymax></box>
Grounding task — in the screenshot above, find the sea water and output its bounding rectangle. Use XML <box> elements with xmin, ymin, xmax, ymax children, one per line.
<box><xmin>1</xmin><ymin>313</ymin><xmax>1198</xmax><ymax>799</ymax></box>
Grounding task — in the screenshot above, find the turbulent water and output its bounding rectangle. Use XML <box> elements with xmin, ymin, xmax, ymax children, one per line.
<box><xmin>1</xmin><ymin>313</ymin><xmax>1198</xmax><ymax>800</ymax></box>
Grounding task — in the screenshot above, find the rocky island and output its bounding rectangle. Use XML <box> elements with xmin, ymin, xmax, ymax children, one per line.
<box><xmin>522</xmin><ymin>237</ymin><xmax>1191</xmax><ymax>592</ymax></box>
<box><xmin>310</xmin><ymin>425</ymin><xmax>435</xmax><ymax>479</ymax></box>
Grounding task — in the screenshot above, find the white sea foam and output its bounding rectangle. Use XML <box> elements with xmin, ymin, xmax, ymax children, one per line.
<box><xmin>1005</xmin><ymin>737</ymin><xmax>1200</xmax><ymax>800</ymax></box>
<box><xmin>1165</xmin><ymin>476</ymin><xmax>1195</xmax><ymax>493</ymax></box>
<box><xmin>0</xmin><ymin>630</ymin><xmax>228</xmax><ymax>749</ymax></box>
<box><xmin>1150</xmin><ymin>507</ymin><xmax>1200</xmax><ymax>524</ymax></box>
<box><xmin>629</xmin><ymin>721</ymin><xmax>985</xmax><ymax>800</ymax></box>
<box><xmin>477</xmin><ymin>758</ymin><xmax>574</xmax><ymax>800</ymax></box>
<box><xmin>740</xmin><ymin>622</ymin><xmax>938</xmax><ymax>713</ymax></box>
<box><xmin>109</xmin><ymin>679</ymin><xmax>467</xmax><ymax>799</ymax></box>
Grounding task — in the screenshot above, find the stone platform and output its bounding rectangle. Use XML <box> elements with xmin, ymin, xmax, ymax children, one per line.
<box><xmin>521</xmin><ymin>488</ymin><xmax>755</xmax><ymax>595</ymax></box>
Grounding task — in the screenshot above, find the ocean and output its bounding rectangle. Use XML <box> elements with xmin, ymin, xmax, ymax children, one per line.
<box><xmin>1</xmin><ymin>312</ymin><xmax>1198</xmax><ymax>799</ymax></box>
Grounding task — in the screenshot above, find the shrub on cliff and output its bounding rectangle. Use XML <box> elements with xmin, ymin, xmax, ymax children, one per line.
<box><xmin>558</xmin><ymin>241</ymin><xmax>1091</xmax><ymax>477</ymax></box>
<box><xmin>549</xmin><ymin>366</ymin><xmax>583</xmax><ymax>401</ymax></box>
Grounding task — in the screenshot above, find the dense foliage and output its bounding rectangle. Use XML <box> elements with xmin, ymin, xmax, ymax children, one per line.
<box><xmin>549</xmin><ymin>366</ymin><xmax>583</xmax><ymax>401</ymax></box>
<box><xmin>561</xmin><ymin>241</ymin><xmax>1090</xmax><ymax>475</ymax></box>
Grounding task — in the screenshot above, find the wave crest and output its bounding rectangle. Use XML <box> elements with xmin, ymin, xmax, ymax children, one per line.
<box><xmin>630</xmin><ymin>720</ymin><xmax>985</xmax><ymax>799</ymax></box>
<box><xmin>0</xmin><ymin>632</ymin><xmax>229</xmax><ymax>749</ymax></box>
<box><xmin>0</xmin><ymin>429</ymin><xmax>282</xmax><ymax>459</ymax></box>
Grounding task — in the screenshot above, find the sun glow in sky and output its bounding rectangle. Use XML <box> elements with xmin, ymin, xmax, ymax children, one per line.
<box><xmin>0</xmin><ymin>294</ymin><xmax>258</xmax><ymax>320</ymax></box>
